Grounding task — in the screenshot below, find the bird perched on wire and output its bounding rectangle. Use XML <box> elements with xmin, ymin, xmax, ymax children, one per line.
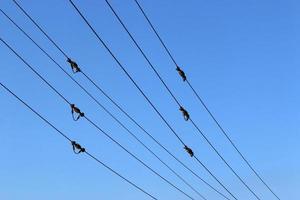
<box><xmin>70</xmin><ymin>104</ymin><xmax>84</xmax><ymax>121</ymax></box>
<box><xmin>67</xmin><ymin>58</ymin><xmax>81</xmax><ymax>73</ymax></box>
<box><xmin>184</xmin><ymin>145</ymin><xmax>194</xmax><ymax>157</ymax></box>
<box><xmin>71</xmin><ymin>141</ymin><xmax>85</xmax><ymax>154</ymax></box>
<box><xmin>176</xmin><ymin>66</ymin><xmax>187</xmax><ymax>82</ymax></box>
<box><xmin>179</xmin><ymin>106</ymin><xmax>190</xmax><ymax>121</ymax></box>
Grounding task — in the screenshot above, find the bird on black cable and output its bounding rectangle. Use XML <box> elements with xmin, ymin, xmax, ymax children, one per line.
<box><xmin>179</xmin><ymin>106</ymin><xmax>190</xmax><ymax>121</ymax></box>
<box><xmin>176</xmin><ymin>66</ymin><xmax>186</xmax><ymax>82</ymax></box>
<box><xmin>70</xmin><ymin>104</ymin><xmax>84</xmax><ymax>121</ymax></box>
<box><xmin>71</xmin><ymin>141</ymin><xmax>85</xmax><ymax>154</ymax></box>
<box><xmin>184</xmin><ymin>145</ymin><xmax>194</xmax><ymax>157</ymax></box>
<box><xmin>67</xmin><ymin>58</ymin><xmax>81</xmax><ymax>73</ymax></box>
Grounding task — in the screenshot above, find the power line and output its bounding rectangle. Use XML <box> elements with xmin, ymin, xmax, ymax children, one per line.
<box><xmin>1</xmin><ymin>9</ymin><xmax>207</xmax><ymax>199</ymax></box>
<box><xmin>4</xmin><ymin>6</ymin><xmax>231</xmax><ymax>200</ymax></box>
<box><xmin>0</xmin><ymin>81</ymin><xmax>158</xmax><ymax>200</ymax></box>
<box><xmin>193</xmin><ymin>155</ymin><xmax>237</xmax><ymax>200</ymax></box>
<box><xmin>0</xmin><ymin>38</ymin><xmax>70</xmax><ymax>105</ymax></box>
<box><xmin>87</xmin><ymin>1</ymin><xmax>261</xmax><ymax>199</ymax></box>
<box><xmin>132</xmin><ymin>0</ymin><xmax>281</xmax><ymax>199</ymax></box>
<box><xmin>190</xmin><ymin>119</ymin><xmax>261</xmax><ymax>200</ymax></box>
<box><xmin>67</xmin><ymin>0</ymin><xmax>186</xmax><ymax>146</ymax></box>
<box><xmin>67</xmin><ymin>1</ymin><xmax>240</xmax><ymax>199</ymax></box>
<box><xmin>11</xmin><ymin>0</ymin><xmax>68</xmax><ymax>58</ymax></box>
<box><xmin>10</xmin><ymin>1</ymin><xmax>237</xmax><ymax>199</ymax></box>
<box><xmin>0</xmin><ymin>37</ymin><xmax>195</xmax><ymax>200</ymax></box>
<box><xmin>82</xmin><ymin>70</ymin><xmax>231</xmax><ymax>200</ymax></box>
<box><xmin>84</xmin><ymin>115</ymin><xmax>195</xmax><ymax>200</ymax></box>
<box><xmin>104</xmin><ymin>0</ymin><xmax>181</xmax><ymax>107</ymax></box>
<box><xmin>132</xmin><ymin>0</ymin><xmax>178</xmax><ymax>66</ymax></box>
<box><xmin>187</xmin><ymin>81</ymin><xmax>281</xmax><ymax>200</ymax></box>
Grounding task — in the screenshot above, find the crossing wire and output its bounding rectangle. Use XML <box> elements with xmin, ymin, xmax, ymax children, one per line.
<box><xmin>132</xmin><ymin>1</ymin><xmax>281</xmax><ymax>200</ymax></box>
<box><xmin>0</xmin><ymin>37</ymin><xmax>196</xmax><ymax>200</ymax></box>
<box><xmin>103</xmin><ymin>1</ymin><xmax>262</xmax><ymax>200</ymax></box>
<box><xmin>0</xmin><ymin>82</ymin><xmax>158</xmax><ymax>200</ymax></box>
<box><xmin>1</xmin><ymin>9</ymin><xmax>207</xmax><ymax>200</ymax></box>
<box><xmin>10</xmin><ymin>1</ymin><xmax>237</xmax><ymax>199</ymax></box>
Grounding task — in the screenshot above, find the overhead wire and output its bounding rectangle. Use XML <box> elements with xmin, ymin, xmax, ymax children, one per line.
<box><xmin>132</xmin><ymin>0</ymin><xmax>281</xmax><ymax>199</ymax></box>
<box><xmin>0</xmin><ymin>37</ymin><xmax>196</xmax><ymax>200</ymax></box>
<box><xmin>0</xmin><ymin>9</ymin><xmax>207</xmax><ymax>199</ymax></box>
<box><xmin>81</xmin><ymin>65</ymin><xmax>231</xmax><ymax>200</ymax></box>
<box><xmin>10</xmin><ymin>1</ymin><xmax>238</xmax><ymax>199</ymax></box>
<box><xmin>4</xmin><ymin>5</ymin><xmax>230</xmax><ymax>200</ymax></box>
<box><xmin>79</xmin><ymin>69</ymin><xmax>231</xmax><ymax>200</ymax></box>
<box><xmin>67</xmin><ymin>1</ymin><xmax>241</xmax><ymax>199</ymax></box>
<box><xmin>71</xmin><ymin>1</ymin><xmax>260</xmax><ymax>199</ymax></box>
<box><xmin>0</xmin><ymin>81</ymin><xmax>158</xmax><ymax>200</ymax></box>
<box><xmin>68</xmin><ymin>1</ymin><xmax>240</xmax><ymax>199</ymax></box>
<box><xmin>11</xmin><ymin>0</ymin><xmax>69</xmax><ymax>58</ymax></box>
<box><xmin>67</xmin><ymin>0</ymin><xmax>186</xmax><ymax>146</ymax></box>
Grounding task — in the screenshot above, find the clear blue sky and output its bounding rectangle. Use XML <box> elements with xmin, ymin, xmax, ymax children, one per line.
<box><xmin>1</xmin><ymin>0</ymin><xmax>299</xmax><ymax>199</ymax></box>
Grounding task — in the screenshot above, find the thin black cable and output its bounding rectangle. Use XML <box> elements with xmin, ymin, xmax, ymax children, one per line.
<box><xmin>81</xmin><ymin>72</ymin><xmax>230</xmax><ymax>200</ymax></box>
<box><xmin>0</xmin><ymin>83</ymin><xmax>71</xmax><ymax>142</ymax></box>
<box><xmin>85</xmin><ymin>151</ymin><xmax>158</xmax><ymax>200</ymax></box>
<box><xmin>68</xmin><ymin>0</ymin><xmax>186</xmax><ymax>146</ymax></box>
<box><xmin>0</xmin><ymin>38</ymin><xmax>70</xmax><ymax>105</ymax></box>
<box><xmin>104</xmin><ymin>0</ymin><xmax>181</xmax><ymax>107</ymax></box>
<box><xmin>0</xmin><ymin>9</ymin><xmax>206</xmax><ymax>200</ymax></box>
<box><xmin>190</xmin><ymin>119</ymin><xmax>261</xmax><ymax>200</ymax></box>
<box><xmin>1</xmin><ymin>8</ymin><xmax>223</xmax><ymax>199</ymax></box>
<box><xmin>12</xmin><ymin>0</ymin><xmax>69</xmax><ymax>58</ymax></box>
<box><xmin>95</xmin><ymin>110</ymin><xmax>207</xmax><ymax>199</ymax></box>
<box><xmin>84</xmin><ymin>116</ymin><xmax>195</xmax><ymax>200</ymax></box>
<box><xmin>133</xmin><ymin>0</ymin><xmax>178</xmax><ymax>67</ymax></box>
<box><xmin>187</xmin><ymin>80</ymin><xmax>281</xmax><ymax>200</ymax></box>
<box><xmin>82</xmin><ymin>70</ymin><xmax>231</xmax><ymax>200</ymax></box>
<box><xmin>70</xmin><ymin>1</ymin><xmax>260</xmax><ymax>199</ymax></box>
<box><xmin>1</xmin><ymin>38</ymin><xmax>195</xmax><ymax>200</ymax></box>
<box><xmin>67</xmin><ymin>1</ymin><xmax>239</xmax><ymax>199</ymax></box>
<box><xmin>133</xmin><ymin>0</ymin><xmax>281</xmax><ymax>199</ymax></box>
<box><xmin>1</xmin><ymin>9</ymin><xmax>206</xmax><ymax>199</ymax></box>
<box><xmin>9</xmin><ymin>1</ymin><xmax>237</xmax><ymax>198</ymax></box>
<box><xmin>17</xmin><ymin>0</ymin><xmax>186</xmax><ymax>148</ymax></box>
<box><xmin>193</xmin><ymin>155</ymin><xmax>238</xmax><ymax>200</ymax></box>
<box><xmin>0</xmin><ymin>82</ymin><xmax>158</xmax><ymax>200</ymax></box>
<box><xmin>103</xmin><ymin>3</ymin><xmax>262</xmax><ymax>199</ymax></box>
<box><xmin>3</xmin><ymin>5</ymin><xmax>230</xmax><ymax>199</ymax></box>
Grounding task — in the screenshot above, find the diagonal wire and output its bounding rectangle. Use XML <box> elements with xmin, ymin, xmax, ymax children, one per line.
<box><xmin>0</xmin><ymin>9</ymin><xmax>207</xmax><ymax>199</ymax></box>
<box><xmin>193</xmin><ymin>156</ymin><xmax>237</xmax><ymax>200</ymax></box>
<box><xmin>0</xmin><ymin>82</ymin><xmax>158</xmax><ymax>200</ymax></box>
<box><xmin>187</xmin><ymin>80</ymin><xmax>281</xmax><ymax>200</ymax></box>
<box><xmin>84</xmin><ymin>115</ymin><xmax>195</xmax><ymax>200</ymax></box>
<box><xmin>11</xmin><ymin>0</ymin><xmax>69</xmax><ymax>58</ymax></box>
<box><xmin>104</xmin><ymin>0</ymin><xmax>181</xmax><ymax>107</ymax></box>
<box><xmin>0</xmin><ymin>37</ymin><xmax>195</xmax><ymax>200</ymax></box>
<box><xmin>81</xmin><ymin>1</ymin><xmax>260</xmax><ymax>199</ymax></box>
<box><xmin>190</xmin><ymin>119</ymin><xmax>261</xmax><ymax>200</ymax></box>
<box><xmin>132</xmin><ymin>0</ymin><xmax>178</xmax><ymax>66</ymax></box>
<box><xmin>133</xmin><ymin>0</ymin><xmax>281</xmax><ymax>199</ymax></box>
<box><xmin>10</xmin><ymin>1</ymin><xmax>237</xmax><ymax>199</ymax></box>
<box><xmin>4</xmin><ymin>4</ymin><xmax>230</xmax><ymax>199</ymax></box>
<box><xmin>69</xmin><ymin>1</ymin><xmax>239</xmax><ymax>199</ymax></box>
<box><xmin>81</xmin><ymin>70</ymin><xmax>231</xmax><ymax>200</ymax></box>
<box><xmin>0</xmin><ymin>38</ymin><xmax>70</xmax><ymax>105</ymax></box>
<box><xmin>67</xmin><ymin>0</ymin><xmax>186</xmax><ymax>146</ymax></box>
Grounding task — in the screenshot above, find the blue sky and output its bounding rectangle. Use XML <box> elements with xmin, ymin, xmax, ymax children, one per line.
<box><xmin>1</xmin><ymin>0</ymin><xmax>299</xmax><ymax>199</ymax></box>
